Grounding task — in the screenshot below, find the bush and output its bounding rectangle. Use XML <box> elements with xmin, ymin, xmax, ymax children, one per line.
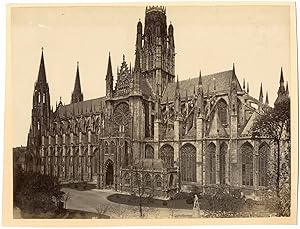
<box><xmin>186</xmin><ymin>196</ymin><xmax>194</xmax><ymax>205</ymax></box>
<box><xmin>199</xmin><ymin>186</ymin><xmax>245</xmax><ymax>213</ymax></box>
<box><xmin>173</xmin><ymin>192</ymin><xmax>190</xmax><ymax>200</ymax></box>
<box><xmin>14</xmin><ymin>168</ymin><xmax>64</xmax><ymax>215</ymax></box>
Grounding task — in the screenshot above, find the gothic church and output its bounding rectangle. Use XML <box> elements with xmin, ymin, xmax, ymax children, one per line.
<box><xmin>25</xmin><ymin>6</ymin><xmax>289</xmax><ymax>196</ymax></box>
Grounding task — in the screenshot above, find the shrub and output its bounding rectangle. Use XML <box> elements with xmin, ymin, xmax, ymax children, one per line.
<box><xmin>173</xmin><ymin>192</ymin><xmax>190</xmax><ymax>200</ymax></box>
<box><xmin>199</xmin><ymin>186</ymin><xmax>245</xmax><ymax>213</ymax></box>
<box><xmin>186</xmin><ymin>196</ymin><xmax>194</xmax><ymax>205</ymax></box>
<box><xmin>14</xmin><ymin>169</ymin><xmax>64</xmax><ymax>215</ymax></box>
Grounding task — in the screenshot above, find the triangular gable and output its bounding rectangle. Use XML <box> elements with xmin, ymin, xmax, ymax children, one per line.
<box><xmin>207</xmin><ymin>111</ymin><xmax>228</xmax><ymax>137</ymax></box>
<box><xmin>240</xmin><ymin>112</ymin><xmax>258</xmax><ymax>136</ymax></box>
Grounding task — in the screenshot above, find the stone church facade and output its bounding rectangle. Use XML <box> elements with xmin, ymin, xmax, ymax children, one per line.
<box><xmin>25</xmin><ymin>6</ymin><xmax>289</xmax><ymax>197</ymax></box>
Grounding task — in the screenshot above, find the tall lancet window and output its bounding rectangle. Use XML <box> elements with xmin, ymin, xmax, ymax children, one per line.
<box><xmin>259</xmin><ymin>143</ymin><xmax>269</xmax><ymax>186</ymax></box>
<box><xmin>207</xmin><ymin>143</ymin><xmax>216</xmax><ymax>184</ymax></box>
<box><xmin>217</xmin><ymin>99</ymin><xmax>228</xmax><ymax>125</ymax></box>
<box><xmin>241</xmin><ymin>143</ymin><xmax>254</xmax><ymax>186</ymax></box>
<box><xmin>181</xmin><ymin>143</ymin><xmax>196</xmax><ymax>182</ymax></box>
<box><xmin>220</xmin><ymin>142</ymin><xmax>228</xmax><ymax>185</ymax></box>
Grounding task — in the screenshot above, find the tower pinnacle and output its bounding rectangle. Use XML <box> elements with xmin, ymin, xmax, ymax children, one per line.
<box><xmin>259</xmin><ymin>83</ymin><xmax>264</xmax><ymax>103</ymax></box>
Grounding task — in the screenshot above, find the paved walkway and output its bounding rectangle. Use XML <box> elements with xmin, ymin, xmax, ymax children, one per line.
<box><xmin>62</xmin><ymin>188</ymin><xmax>194</xmax><ymax>219</ymax></box>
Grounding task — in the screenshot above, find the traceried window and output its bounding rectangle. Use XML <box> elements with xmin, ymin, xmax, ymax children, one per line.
<box><xmin>181</xmin><ymin>143</ymin><xmax>196</xmax><ymax>182</ymax></box>
<box><xmin>220</xmin><ymin>143</ymin><xmax>227</xmax><ymax>185</ymax></box>
<box><xmin>159</xmin><ymin>144</ymin><xmax>174</xmax><ymax>168</ymax></box>
<box><xmin>112</xmin><ymin>102</ymin><xmax>130</xmax><ymax>136</ymax></box>
<box><xmin>207</xmin><ymin>143</ymin><xmax>216</xmax><ymax>184</ymax></box>
<box><xmin>217</xmin><ymin>99</ymin><xmax>228</xmax><ymax>125</ymax></box>
<box><xmin>241</xmin><ymin>143</ymin><xmax>254</xmax><ymax>186</ymax></box>
<box><xmin>259</xmin><ymin>143</ymin><xmax>269</xmax><ymax>186</ymax></box>
<box><xmin>145</xmin><ymin>145</ymin><xmax>154</xmax><ymax>159</ymax></box>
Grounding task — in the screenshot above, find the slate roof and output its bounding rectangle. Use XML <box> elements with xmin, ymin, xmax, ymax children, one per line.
<box><xmin>56</xmin><ymin>97</ymin><xmax>106</xmax><ymax>119</ymax></box>
<box><xmin>162</xmin><ymin>70</ymin><xmax>242</xmax><ymax>103</ymax></box>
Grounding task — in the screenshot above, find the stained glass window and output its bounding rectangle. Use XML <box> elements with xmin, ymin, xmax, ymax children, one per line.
<box><xmin>241</xmin><ymin>143</ymin><xmax>254</xmax><ymax>186</ymax></box>
<box><xmin>181</xmin><ymin>143</ymin><xmax>196</xmax><ymax>182</ymax></box>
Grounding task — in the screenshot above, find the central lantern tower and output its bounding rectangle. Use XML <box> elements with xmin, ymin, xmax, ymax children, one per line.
<box><xmin>138</xmin><ymin>6</ymin><xmax>175</xmax><ymax>96</ymax></box>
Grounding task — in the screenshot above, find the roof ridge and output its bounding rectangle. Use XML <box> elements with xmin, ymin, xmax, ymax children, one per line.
<box><xmin>169</xmin><ymin>69</ymin><xmax>233</xmax><ymax>85</ymax></box>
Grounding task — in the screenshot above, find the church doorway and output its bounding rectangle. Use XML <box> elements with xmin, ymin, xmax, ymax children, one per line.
<box><xmin>105</xmin><ymin>160</ymin><xmax>114</xmax><ymax>188</ymax></box>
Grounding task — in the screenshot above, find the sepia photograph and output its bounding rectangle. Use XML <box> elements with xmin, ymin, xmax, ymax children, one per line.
<box><xmin>3</xmin><ymin>1</ymin><xmax>298</xmax><ymax>226</ymax></box>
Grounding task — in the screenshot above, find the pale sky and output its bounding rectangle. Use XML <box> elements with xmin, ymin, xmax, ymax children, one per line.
<box><xmin>10</xmin><ymin>5</ymin><xmax>292</xmax><ymax>146</ymax></box>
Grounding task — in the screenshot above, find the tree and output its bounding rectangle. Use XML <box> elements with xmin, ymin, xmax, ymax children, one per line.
<box><xmin>14</xmin><ymin>169</ymin><xmax>64</xmax><ymax>215</ymax></box>
<box><xmin>129</xmin><ymin>161</ymin><xmax>155</xmax><ymax>218</ymax></box>
<box><xmin>251</xmin><ymin>99</ymin><xmax>290</xmax><ymax>216</ymax></box>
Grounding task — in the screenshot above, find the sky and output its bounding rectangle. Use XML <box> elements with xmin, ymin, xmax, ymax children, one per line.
<box><xmin>10</xmin><ymin>4</ymin><xmax>292</xmax><ymax>146</ymax></box>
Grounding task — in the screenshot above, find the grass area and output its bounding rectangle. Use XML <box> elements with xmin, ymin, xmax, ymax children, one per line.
<box><xmin>106</xmin><ymin>192</ymin><xmax>271</xmax><ymax>218</ymax></box>
<box><xmin>107</xmin><ymin>193</ymin><xmax>193</xmax><ymax>210</ymax></box>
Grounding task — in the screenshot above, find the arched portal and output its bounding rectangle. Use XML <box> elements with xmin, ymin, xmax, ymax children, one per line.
<box><xmin>105</xmin><ymin>159</ymin><xmax>114</xmax><ymax>187</ymax></box>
